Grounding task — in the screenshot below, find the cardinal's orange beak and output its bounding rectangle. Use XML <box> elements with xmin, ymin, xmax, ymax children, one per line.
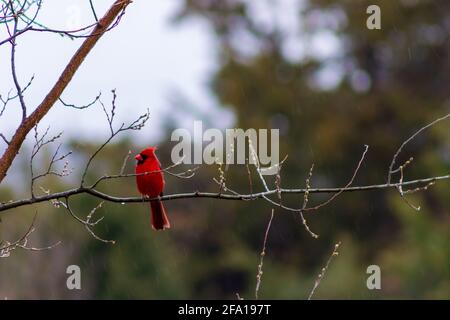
<box><xmin>135</xmin><ymin>154</ymin><xmax>143</xmax><ymax>162</ymax></box>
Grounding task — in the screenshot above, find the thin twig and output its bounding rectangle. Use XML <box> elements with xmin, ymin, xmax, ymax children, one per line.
<box><xmin>387</xmin><ymin>113</ymin><xmax>450</xmax><ymax>183</ymax></box>
<box><xmin>0</xmin><ymin>0</ymin><xmax>129</xmax><ymax>46</ymax></box>
<box><xmin>246</xmin><ymin>160</ymin><xmax>254</xmax><ymax>199</ymax></box>
<box><xmin>0</xmin><ymin>212</ymin><xmax>61</xmax><ymax>258</ymax></box>
<box><xmin>304</xmin><ymin>145</ymin><xmax>369</xmax><ymax>212</ymax></box>
<box><xmin>80</xmin><ymin>90</ymin><xmax>149</xmax><ymax>186</ymax></box>
<box><xmin>299</xmin><ymin>164</ymin><xmax>318</xmax><ymax>238</ymax></box>
<box><xmin>9</xmin><ymin>5</ymin><xmax>27</xmax><ymax>121</ymax></box>
<box><xmin>59</xmin><ymin>92</ymin><xmax>101</xmax><ymax>109</ymax></box>
<box><xmin>0</xmin><ymin>133</ymin><xmax>10</xmax><ymax>145</ymax></box>
<box><xmin>89</xmin><ymin>0</ymin><xmax>99</xmax><ymax>22</ymax></box>
<box><xmin>61</xmin><ymin>198</ymin><xmax>114</xmax><ymax>244</ymax></box>
<box><xmin>308</xmin><ymin>242</ymin><xmax>341</xmax><ymax>300</ymax></box>
<box><xmin>255</xmin><ymin>209</ymin><xmax>275</xmax><ymax>299</ymax></box>
<box><xmin>89</xmin><ymin>157</ymin><xmax>197</xmax><ymax>189</ymax></box>
<box><xmin>0</xmin><ymin>0</ymin><xmax>132</xmax><ymax>184</ymax></box>
<box><xmin>396</xmin><ymin>158</ymin><xmax>421</xmax><ymax>211</ymax></box>
<box><xmin>119</xmin><ymin>150</ymin><xmax>131</xmax><ymax>175</ymax></box>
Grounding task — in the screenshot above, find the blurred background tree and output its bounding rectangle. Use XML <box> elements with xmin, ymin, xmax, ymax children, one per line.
<box><xmin>0</xmin><ymin>0</ymin><xmax>449</xmax><ymax>299</ymax></box>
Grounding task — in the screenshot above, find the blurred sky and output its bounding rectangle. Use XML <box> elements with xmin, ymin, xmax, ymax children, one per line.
<box><xmin>0</xmin><ymin>0</ymin><xmax>234</xmax><ymax>150</ymax></box>
<box><xmin>0</xmin><ymin>0</ymin><xmax>343</xmax><ymax>154</ymax></box>
<box><xmin>0</xmin><ymin>0</ymin><xmax>342</xmax><ymax>191</ymax></box>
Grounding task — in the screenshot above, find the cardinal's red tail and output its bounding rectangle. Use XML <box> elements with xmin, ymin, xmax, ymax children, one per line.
<box><xmin>150</xmin><ymin>200</ymin><xmax>171</xmax><ymax>230</ymax></box>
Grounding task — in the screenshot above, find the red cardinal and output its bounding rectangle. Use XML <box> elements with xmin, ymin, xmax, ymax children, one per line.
<box><xmin>135</xmin><ymin>147</ymin><xmax>171</xmax><ymax>230</ymax></box>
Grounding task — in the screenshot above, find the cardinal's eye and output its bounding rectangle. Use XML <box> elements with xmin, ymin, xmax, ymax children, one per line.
<box><xmin>137</xmin><ymin>154</ymin><xmax>148</xmax><ymax>165</ymax></box>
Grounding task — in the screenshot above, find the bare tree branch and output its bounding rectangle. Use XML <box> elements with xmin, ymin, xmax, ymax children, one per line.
<box><xmin>0</xmin><ymin>213</ymin><xmax>61</xmax><ymax>258</ymax></box>
<box><xmin>9</xmin><ymin>4</ymin><xmax>27</xmax><ymax>121</ymax></box>
<box><xmin>30</xmin><ymin>127</ymin><xmax>72</xmax><ymax>197</ymax></box>
<box><xmin>308</xmin><ymin>242</ymin><xmax>341</xmax><ymax>300</ymax></box>
<box><xmin>255</xmin><ymin>209</ymin><xmax>274</xmax><ymax>299</ymax></box>
<box><xmin>60</xmin><ymin>198</ymin><xmax>115</xmax><ymax>244</ymax></box>
<box><xmin>299</xmin><ymin>163</ymin><xmax>318</xmax><ymax>238</ymax></box>
<box><xmin>0</xmin><ymin>174</ymin><xmax>448</xmax><ymax>214</ymax></box>
<box><xmin>89</xmin><ymin>0</ymin><xmax>99</xmax><ymax>22</ymax></box>
<box><xmin>0</xmin><ymin>133</ymin><xmax>10</xmax><ymax>145</ymax></box>
<box><xmin>59</xmin><ymin>92</ymin><xmax>101</xmax><ymax>110</ymax></box>
<box><xmin>0</xmin><ymin>0</ymin><xmax>127</xmax><ymax>46</ymax></box>
<box><xmin>80</xmin><ymin>90</ymin><xmax>150</xmax><ymax>187</ymax></box>
<box><xmin>0</xmin><ymin>75</ymin><xmax>34</xmax><ymax>117</ymax></box>
<box><xmin>303</xmin><ymin>144</ymin><xmax>369</xmax><ymax>212</ymax></box>
<box><xmin>387</xmin><ymin>113</ymin><xmax>450</xmax><ymax>184</ymax></box>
